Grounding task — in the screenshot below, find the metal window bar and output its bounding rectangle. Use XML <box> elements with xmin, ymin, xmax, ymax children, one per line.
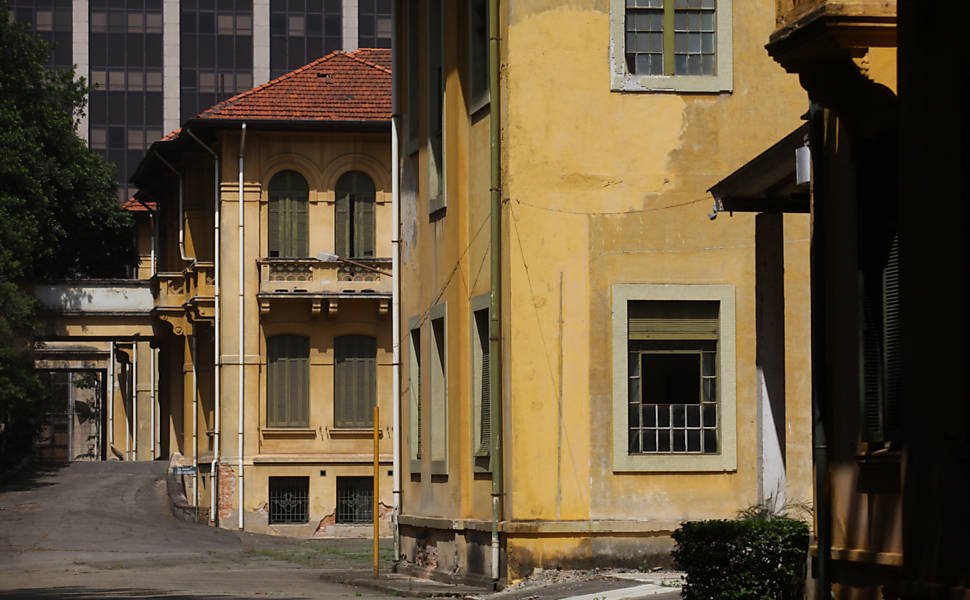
<box><xmin>268</xmin><ymin>477</ymin><xmax>309</xmax><ymax>524</ymax></box>
<box><xmin>628</xmin><ymin>348</ymin><xmax>717</xmax><ymax>454</ymax></box>
<box><xmin>336</xmin><ymin>477</ymin><xmax>373</xmax><ymax>524</ymax></box>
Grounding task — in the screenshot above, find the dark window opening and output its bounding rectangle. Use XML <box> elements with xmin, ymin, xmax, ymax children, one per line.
<box><xmin>268</xmin><ymin>476</ymin><xmax>309</xmax><ymax>524</ymax></box>
<box><xmin>336</xmin><ymin>476</ymin><xmax>373</xmax><ymax>524</ymax></box>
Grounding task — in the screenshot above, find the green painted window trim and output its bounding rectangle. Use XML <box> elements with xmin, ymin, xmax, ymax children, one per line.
<box><xmin>611</xmin><ymin>284</ymin><xmax>737</xmax><ymax>472</ymax></box>
<box><xmin>334</xmin><ymin>170</ymin><xmax>377</xmax><ymax>259</ymax></box>
<box><xmin>267</xmin><ymin>170</ymin><xmax>309</xmax><ymax>258</ymax></box>
<box><xmin>429</xmin><ymin>303</ymin><xmax>448</xmax><ymax>475</ymax></box>
<box><xmin>609</xmin><ymin>0</ymin><xmax>733</xmax><ymax>93</ymax></box>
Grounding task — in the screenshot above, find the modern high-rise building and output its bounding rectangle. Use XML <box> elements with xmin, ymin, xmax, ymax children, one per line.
<box><xmin>9</xmin><ymin>0</ymin><xmax>391</xmax><ymax>202</ymax></box>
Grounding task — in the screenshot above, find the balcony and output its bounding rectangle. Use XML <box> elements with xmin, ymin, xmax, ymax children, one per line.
<box><xmin>769</xmin><ymin>0</ymin><xmax>896</xmax><ymax>71</ymax></box>
<box><xmin>257</xmin><ymin>258</ymin><xmax>392</xmax><ymax>316</ymax></box>
<box><xmin>33</xmin><ymin>280</ymin><xmax>155</xmax><ymax>340</ymax></box>
<box><xmin>151</xmin><ymin>261</ymin><xmax>215</xmax><ymax>336</ymax></box>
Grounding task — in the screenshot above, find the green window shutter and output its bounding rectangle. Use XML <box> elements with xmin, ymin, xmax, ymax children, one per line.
<box><xmin>268</xmin><ymin>198</ymin><xmax>280</xmax><ymax>257</ymax></box>
<box><xmin>628</xmin><ymin>301</ymin><xmax>719</xmax><ymax>340</ymax></box>
<box><xmin>335</xmin><ymin>335</ymin><xmax>376</xmax><ymax>428</ymax></box>
<box><xmin>354</xmin><ymin>192</ymin><xmax>375</xmax><ymax>258</ymax></box>
<box><xmin>336</xmin><ymin>171</ymin><xmax>376</xmax><ymax>258</ymax></box>
<box><xmin>334</xmin><ymin>191</ymin><xmax>350</xmax><ymax>257</ymax></box>
<box><xmin>268</xmin><ymin>171</ymin><xmax>309</xmax><ymax>258</ymax></box>
<box><xmin>479</xmin><ymin>339</ymin><xmax>490</xmax><ymax>454</ymax></box>
<box><xmin>882</xmin><ymin>233</ymin><xmax>901</xmax><ymax>441</ymax></box>
<box><xmin>859</xmin><ymin>273</ymin><xmax>885</xmax><ymax>443</ymax></box>
<box><xmin>267</xmin><ymin>335</ymin><xmax>309</xmax><ymax>427</ymax></box>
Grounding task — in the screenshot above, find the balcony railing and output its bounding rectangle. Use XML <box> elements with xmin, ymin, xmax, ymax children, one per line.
<box><xmin>257</xmin><ymin>258</ymin><xmax>392</xmax><ymax>296</ymax></box>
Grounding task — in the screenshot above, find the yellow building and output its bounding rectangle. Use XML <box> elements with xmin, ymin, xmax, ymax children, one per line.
<box><xmin>393</xmin><ymin>0</ymin><xmax>813</xmax><ymax>583</ymax></box>
<box><xmin>35</xmin><ymin>49</ymin><xmax>396</xmax><ymax>538</ymax></box>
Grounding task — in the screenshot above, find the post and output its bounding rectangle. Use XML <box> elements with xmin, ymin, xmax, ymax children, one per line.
<box><xmin>373</xmin><ymin>404</ymin><xmax>380</xmax><ymax>577</ymax></box>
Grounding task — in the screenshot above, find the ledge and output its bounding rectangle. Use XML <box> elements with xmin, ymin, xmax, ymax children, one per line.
<box><xmin>397</xmin><ymin>516</ymin><xmax>680</xmax><ymax>535</ymax></box>
<box><xmin>252</xmin><ymin>453</ymin><xmax>393</xmax><ymax>464</ymax></box>
<box><xmin>260</xmin><ymin>427</ymin><xmax>317</xmax><ymax>438</ymax></box>
<box><xmin>329</xmin><ymin>428</ymin><xmax>383</xmax><ymax>438</ymax></box>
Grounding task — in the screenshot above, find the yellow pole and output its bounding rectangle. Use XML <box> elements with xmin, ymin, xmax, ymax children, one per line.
<box><xmin>373</xmin><ymin>405</ymin><xmax>379</xmax><ymax>577</ymax></box>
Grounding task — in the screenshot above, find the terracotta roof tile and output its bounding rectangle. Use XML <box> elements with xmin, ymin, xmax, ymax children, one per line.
<box><xmin>196</xmin><ymin>49</ymin><xmax>391</xmax><ymax>123</ymax></box>
<box><xmin>122</xmin><ymin>198</ymin><xmax>156</xmax><ymax>212</ymax></box>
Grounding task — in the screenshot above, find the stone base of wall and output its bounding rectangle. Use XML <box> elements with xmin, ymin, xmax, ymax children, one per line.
<box><xmin>397</xmin><ymin>517</ymin><xmax>677</xmax><ymax>585</ymax></box>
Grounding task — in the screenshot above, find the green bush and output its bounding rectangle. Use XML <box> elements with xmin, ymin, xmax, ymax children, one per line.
<box><xmin>671</xmin><ymin>516</ymin><xmax>809</xmax><ymax>600</ymax></box>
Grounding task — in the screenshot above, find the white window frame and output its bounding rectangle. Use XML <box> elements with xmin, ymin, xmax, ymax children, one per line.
<box><xmin>609</xmin><ymin>0</ymin><xmax>733</xmax><ymax>93</ymax></box>
<box><xmin>612</xmin><ymin>283</ymin><xmax>737</xmax><ymax>472</ymax></box>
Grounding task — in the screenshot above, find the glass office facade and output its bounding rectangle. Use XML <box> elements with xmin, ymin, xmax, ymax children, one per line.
<box><xmin>180</xmin><ymin>0</ymin><xmax>254</xmax><ymax>123</ymax></box>
<box><xmin>269</xmin><ymin>0</ymin><xmax>342</xmax><ymax>80</ymax></box>
<box><xmin>357</xmin><ymin>0</ymin><xmax>390</xmax><ymax>49</ymax></box>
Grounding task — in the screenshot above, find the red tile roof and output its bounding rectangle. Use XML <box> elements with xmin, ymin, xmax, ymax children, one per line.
<box><xmin>195</xmin><ymin>49</ymin><xmax>391</xmax><ymax>123</ymax></box>
<box><xmin>122</xmin><ymin>198</ymin><xmax>156</xmax><ymax>212</ymax></box>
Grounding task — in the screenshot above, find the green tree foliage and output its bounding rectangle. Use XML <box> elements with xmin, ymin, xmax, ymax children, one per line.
<box><xmin>0</xmin><ymin>2</ymin><xmax>137</xmax><ymax>462</ymax></box>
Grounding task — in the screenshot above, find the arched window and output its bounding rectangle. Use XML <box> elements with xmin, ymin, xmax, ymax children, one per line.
<box><xmin>334</xmin><ymin>334</ymin><xmax>376</xmax><ymax>428</ymax></box>
<box><xmin>267</xmin><ymin>170</ymin><xmax>309</xmax><ymax>257</ymax></box>
<box><xmin>334</xmin><ymin>171</ymin><xmax>375</xmax><ymax>258</ymax></box>
<box><xmin>267</xmin><ymin>335</ymin><xmax>310</xmax><ymax>427</ymax></box>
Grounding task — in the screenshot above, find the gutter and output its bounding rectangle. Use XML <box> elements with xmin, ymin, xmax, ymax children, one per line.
<box><xmin>186</xmin><ymin>128</ymin><xmax>222</xmax><ymax>525</ymax></box>
<box><xmin>488</xmin><ymin>0</ymin><xmax>504</xmax><ymax>584</ymax></box>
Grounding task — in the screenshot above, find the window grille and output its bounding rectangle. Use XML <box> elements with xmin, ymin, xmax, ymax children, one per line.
<box><xmin>268</xmin><ymin>477</ymin><xmax>309</xmax><ymax>524</ymax></box>
<box><xmin>335</xmin><ymin>477</ymin><xmax>373</xmax><ymax>524</ymax></box>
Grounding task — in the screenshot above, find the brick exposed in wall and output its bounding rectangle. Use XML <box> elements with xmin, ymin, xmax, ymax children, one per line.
<box><xmin>217</xmin><ymin>463</ymin><xmax>235</xmax><ymax>522</ymax></box>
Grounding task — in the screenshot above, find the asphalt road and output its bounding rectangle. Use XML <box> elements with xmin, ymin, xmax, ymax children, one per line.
<box><xmin>0</xmin><ymin>461</ymin><xmax>395</xmax><ymax>599</ymax></box>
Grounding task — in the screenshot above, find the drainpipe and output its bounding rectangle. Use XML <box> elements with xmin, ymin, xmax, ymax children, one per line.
<box><xmin>488</xmin><ymin>0</ymin><xmax>504</xmax><ymax>584</ymax></box>
<box><xmin>152</xmin><ymin>151</ymin><xmax>190</xmax><ymax>264</ymax></box>
<box><xmin>192</xmin><ymin>335</ymin><xmax>199</xmax><ymax>511</ymax></box>
<box><xmin>237</xmin><ymin>123</ymin><xmax>248</xmax><ymax>530</ymax></box>
<box><xmin>108</xmin><ymin>341</ymin><xmax>114</xmax><ymax>455</ymax></box>
<box><xmin>390</xmin><ymin>1</ymin><xmax>401</xmax><ymax>562</ymax></box>
<box><xmin>151</xmin><ymin>210</ymin><xmax>158</xmax><ymax>460</ymax></box>
<box><xmin>808</xmin><ymin>100</ymin><xmax>831</xmax><ymax>600</ymax></box>
<box><xmin>133</xmin><ymin>341</ymin><xmax>138</xmax><ymax>460</ymax></box>
<box><xmin>187</xmin><ymin>128</ymin><xmax>222</xmax><ymax>524</ymax></box>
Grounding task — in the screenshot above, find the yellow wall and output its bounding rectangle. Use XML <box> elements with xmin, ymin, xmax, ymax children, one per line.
<box><xmin>399</xmin><ymin>0</ymin><xmax>813</xmax><ymax>579</ymax></box>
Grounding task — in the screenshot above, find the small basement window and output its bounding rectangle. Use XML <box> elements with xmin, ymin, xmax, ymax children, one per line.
<box><xmin>336</xmin><ymin>476</ymin><xmax>373</xmax><ymax>524</ymax></box>
<box><xmin>268</xmin><ymin>476</ymin><xmax>309</xmax><ymax>524</ymax></box>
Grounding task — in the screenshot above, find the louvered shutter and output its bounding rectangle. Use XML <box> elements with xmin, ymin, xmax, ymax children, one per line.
<box><xmin>335</xmin><ymin>335</ymin><xmax>376</xmax><ymax>428</ymax></box>
<box><xmin>268</xmin><ymin>196</ymin><xmax>280</xmax><ymax>257</ymax></box>
<box><xmin>334</xmin><ymin>190</ymin><xmax>350</xmax><ymax>257</ymax></box>
<box><xmin>355</xmin><ymin>191</ymin><xmax>375</xmax><ymax>257</ymax></box>
<box><xmin>269</xmin><ymin>171</ymin><xmax>308</xmax><ymax>258</ymax></box>
<box><xmin>860</xmin><ymin>273</ymin><xmax>884</xmax><ymax>442</ymax></box>
<box><xmin>628</xmin><ymin>301</ymin><xmax>719</xmax><ymax>340</ymax></box>
<box><xmin>882</xmin><ymin>234</ymin><xmax>900</xmax><ymax>441</ymax></box>
<box><xmin>268</xmin><ymin>335</ymin><xmax>309</xmax><ymax>427</ymax></box>
<box><xmin>479</xmin><ymin>341</ymin><xmax>490</xmax><ymax>455</ymax></box>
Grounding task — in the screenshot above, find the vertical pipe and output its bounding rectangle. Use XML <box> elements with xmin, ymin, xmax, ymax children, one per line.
<box><xmin>390</xmin><ymin>0</ymin><xmax>402</xmax><ymax>562</ymax></box>
<box><xmin>125</xmin><ymin>351</ymin><xmax>130</xmax><ymax>460</ymax></box>
<box><xmin>186</xmin><ymin>129</ymin><xmax>221</xmax><ymax>523</ymax></box>
<box><xmin>237</xmin><ymin>124</ymin><xmax>247</xmax><ymax>530</ymax></box>
<box><xmin>192</xmin><ymin>335</ymin><xmax>199</xmax><ymax>514</ymax></box>
<box><xmin>488</xmin><ymin>0</ymin><xmax>504</xmax><ymax>584</ymax></box>
<box><xmin>808</xmin><ymin>101</ymin><xmax>831</xmax><ymax>600</ymax></box>
<box><xmin>213</xmin><ymin>153</ymin><xmax>221</xmax><ymax>524</ymax></box>
<box><xmin>151</xmin><ymin>212</ymin><xmax>157</xmax><ymax>460</ymax></box>
<box><xmin>67</xmin><ymin>370</ymin><xmax>74</xmax><ymax>462</ymax></box>
<box><xmin>133</xmin><ymin>342</ymin><xmax>138</xmax><ymax>459</ymax></box>
<box><xmin>373</xmin><ymin>405</ymin><xmax>380</xmax><ymax>577</ymax></box>
<box><xmin>108</xmin><ymin>342</ymin><xmax>114</xmax><ymax>454</ymax></box>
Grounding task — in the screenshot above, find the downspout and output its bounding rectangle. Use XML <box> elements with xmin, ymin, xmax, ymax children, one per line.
<box><xmin>108</xmin><ymin>341</ymin><xmax>114</xmax><ymax>455</ymax></box>
<box><xmin>237</xmin><ymin>123</ymin><xmax>247</xmax><ymax>530</ymax></box>
<box><xmin>192</xmin><ymin>335</ymin><xmax>199</xmax><ymax>511</ymax></box>
<box><xmin>390</xmin><ymin>0</ymin><xmax>402</xmax><ymax>562</ymax></box>
<box><xmin>152</xmin><ymin>151</ymin><xmax>191</xmax><ymax>264</ymax></box>
<box><xmin>132</xmin><ymin>341</ymin><xmax>138</xmax><ymax>459</ymax></box>
<box><xmin>150</xmin><ymin>211</ymin><xmax>157</xmax><ymax>460</ymax></box>
<box><xmin>186</xmin><ymin>128</ymin><xmax>222</xmax><ymax>524</ymax></box>
<box><xmin>808</xmin><ymin>100</ymin><xmax>831</xmax><ymax>600</ymax></box>
<box><xmin>488</xmin><ymin>0</ymin><xmax>504</xmax><ymax>584</ymax></box>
